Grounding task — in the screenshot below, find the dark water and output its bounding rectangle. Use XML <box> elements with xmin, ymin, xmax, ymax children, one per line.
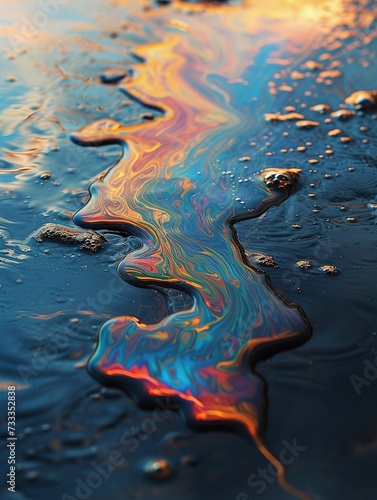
<box><xmin>0</xmin><ymin>1</ymin><xmax>377</xmax><ymax>499</ymax></box>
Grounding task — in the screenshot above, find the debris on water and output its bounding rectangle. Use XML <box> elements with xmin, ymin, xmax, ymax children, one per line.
<box><xmin>320</xmin><ymin>265</ymin><xmax>339</xmax><ymax>275</ymax></box>
<box><xmin>296</xmin><ymin>260</ymin><xmax>312</xmax><ymax>269</ymax></box>
<box><xmin>331</xmin><ymin>109</ymin><xmax>355</xmax><ymax>120</ymax></box>
<box><xmin>290</xmin><ymin>70</ymin><xmax>304</xmax><ymax>79</ymax></box>
<box><xmin>100</xmin><ymin>68</ymin><xmax>130</xmax><ymax>84</ymax></box>
<box><xmin>32</xmin><ymin>224</ymin><xmax>107</xmax><ymax>252</ymax></box>
<box><xmin>304</xmin><ymin>60</ymin><xmax>323</xmax><ymax>70</ymax></box>
<box><xmin>40</xmin><ymin>171</ymin><xmax>52</xmax><ymax>180</ymax></box>
<box><xmin>328</xmin><ymin>128</ymin><xmax>342</xmax><ymax>136</ymax></box>
<box><xmin>310</xmin><ymin>104</ymin><xmax>331</xmax><ymax>114</ymax></box>
<box><xmin>345</xmin><ymin>90</ymin><xmax>377</xmax><ymax>109</ymax></box>
<box><xmin>296</xmin><ymin>120</ymin><xmax>319</xmax><ymax>129</ymax></box>
<box><xmin>246</xmin><ymin>251</ymin><xmax>278</xmax><ymax>268</ymax></box>
<box><xmin>144</xmin><ymin>459</ymin><xmax>173</xmax><ymax>480</ymax></box>
<box><xmin>263</xmin><ymin>112</ymin><xmax>304</xmax><ymax>122</ymax></box>
<box><xmin>263</xmin><ymin>168</ymin><xmax>300</xmax><ymax>190</ymax></box>
<box><xmin>278</xmin><ymin>84</ymin><xmax>294</xmax><ymax>92</ymax></box>
<box><xmin>319</xmin><ymin>70</ymin><xmax>342</xmax><ymax>79</ymax></box>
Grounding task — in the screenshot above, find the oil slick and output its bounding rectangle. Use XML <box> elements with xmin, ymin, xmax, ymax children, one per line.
<box><xmin>0</xmin><ymin>1</ymin><xmax>376</xmax><ymax>498</ymax></box>
<box><xmin>71</xmin><ymin>3</ymin><xmax>312</xmax><ymax>499</ymax></box>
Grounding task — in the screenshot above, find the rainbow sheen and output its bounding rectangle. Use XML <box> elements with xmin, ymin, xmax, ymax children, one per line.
<box><xmin>72</xmin><ymin>4</ymin><xmax>311</xmax><ymax>497</ymax></box>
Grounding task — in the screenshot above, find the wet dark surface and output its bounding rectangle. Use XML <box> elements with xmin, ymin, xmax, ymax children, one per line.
<box><xmin>0</xmin><ymin>1</ymin><xmax>377</xmax><ymax>499</ymax></box>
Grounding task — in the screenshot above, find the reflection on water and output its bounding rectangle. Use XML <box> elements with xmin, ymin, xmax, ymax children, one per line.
<box><xmin>0</xmin><ymin>1</ymin><xmax>377</xmax><ymax>499</ymax></box>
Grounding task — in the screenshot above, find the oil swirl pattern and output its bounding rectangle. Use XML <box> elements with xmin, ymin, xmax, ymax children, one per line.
<box><xmin>72</xmin><ymin>5</ymin><xmax>311</xmax><ymax>499</ymax></box>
